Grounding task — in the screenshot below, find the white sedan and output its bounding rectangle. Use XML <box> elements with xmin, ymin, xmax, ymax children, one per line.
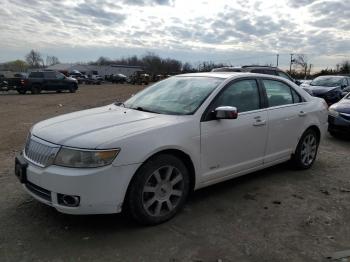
<box><xmin>15</xmin><ymin>72</ymin><xmax>328</xmax><ymax>225</ymax></box>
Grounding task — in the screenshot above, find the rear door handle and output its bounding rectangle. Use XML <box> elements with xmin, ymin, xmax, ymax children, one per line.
<box><xmin>298</xmin><ymin>111</ymin><xmax>307</xmax><ymax>117</ymax></box>
<box><xmin>253</xmin><ymin>119</ymin><xmax>266</xmax><ymax>126</ymax></box>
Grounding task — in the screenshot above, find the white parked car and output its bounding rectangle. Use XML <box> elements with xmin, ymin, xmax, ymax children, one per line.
<box><xmin>15</xmin><ymin>72</ymin><xmax>328</xmax><ymax>225</ymax></box>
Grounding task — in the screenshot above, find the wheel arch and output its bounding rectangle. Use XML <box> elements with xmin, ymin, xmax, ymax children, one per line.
<box><xmin>294</xmin><ymin>125</ymin><xmax>321</xmax><ymax>154</ymax></box>
<box><xmin>124</xmin><ymin>148</ymin><xmax>196</xmax><ymax>199</ymax></box>
<box><xmin>305</xmin><ymin>125</ymin><xmax>321</xmax><ymax>142</ymax></box>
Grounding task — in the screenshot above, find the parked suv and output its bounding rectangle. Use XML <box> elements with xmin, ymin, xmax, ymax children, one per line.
<box><xmin>15</xmin><ymin>72</ymin><xmax>327</xmax><ymax>225</ymax></box>
<box><xmin>212</xmin><ymin>65</ymin><xmax>299</xmax><ymax>84</ymax></box>
<box><xmin>21</xmin><ymin>71</ymin><xmax>78</xmax><ymax>94</ymax></box>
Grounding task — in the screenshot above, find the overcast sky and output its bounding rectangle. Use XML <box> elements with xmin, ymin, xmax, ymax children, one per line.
<box><xmin>0</xmin><ymin>0</ymin><xmax>349</xmax><ymax>70</ymax></box>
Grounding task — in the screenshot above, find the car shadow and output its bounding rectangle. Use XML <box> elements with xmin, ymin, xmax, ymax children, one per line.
<box><xmin>6</xmin><ymin>161</ymin><xmax>308</xmax><ymax>234</ymax></box>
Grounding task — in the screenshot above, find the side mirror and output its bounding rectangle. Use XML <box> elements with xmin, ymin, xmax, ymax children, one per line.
<box><xmin>215</xmin><ymin>106</ymin><xmax>238</xmax><ymax>120</ymax></box>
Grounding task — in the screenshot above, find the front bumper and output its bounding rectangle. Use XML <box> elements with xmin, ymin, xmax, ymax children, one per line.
<box><xmin>328</xmin><ymin>115</ymin><xmax>350</xmax><ymax>135</ymax></box>
<box><xmin>18</xmin><ymin>158</ymin><xmax>141</xmax><ymax>215</ymax></box>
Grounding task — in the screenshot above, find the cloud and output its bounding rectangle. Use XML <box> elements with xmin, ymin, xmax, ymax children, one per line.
<box><xmin>74</xmin><ymin>2</ymin><xmax>126</xmax><ymax>25</ymax></box>
<box><xmin>123</xmin><ymin>0</ymin><xmax>174</xmax><ymax>5</ymax></box>
<box><xmin>308</xmin><ymin>0</ymin><xmax>350</xmax><ymax>29</ymax></box>
<box><xmin>288</xmin><ymin>0</ymin><xmax>317</xmax><ymax>8</ymax></box>
<box><xmin>0</xmin><ymin>0</ymin><xmax>348</xmax><ymax>69</ymax></box>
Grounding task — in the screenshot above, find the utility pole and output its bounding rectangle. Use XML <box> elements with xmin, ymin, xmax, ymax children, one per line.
<box><xmin>289</xmin><ymin>53</ymin><xmax>294</xmax><ymax>73</ymax></box>
<box><xmin>309</xmin><ymin>64</ymin><xmax>313</xmax><ymax>77</ymax></box>
<box><xmin>276</xmin><ymin>54</ymin><xmax>279</xmax><ymax>67</ymax></box>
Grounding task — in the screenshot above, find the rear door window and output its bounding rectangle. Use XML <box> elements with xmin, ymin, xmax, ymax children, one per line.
<box><xmin>44</xmin><ymin>72</ymin><xmax>56</xmax><ymax>79</ymax></box>
<box><xmin>291</xmin><ymin>88</ymin><xmax>302</xmax><ymax>103</ymax></box>
<box><xmin>263</xmin><ymin>80</ymin><xmax>294</xmax><ymax>107</ymax></box>
<box><xmin>29</xmin><ymin>72</ymin><xmax>44</xmax><ymax>78</ymax></box>
<box><xmin>276</xmin><ymin>71</ymin><xmax>293</xmax><ymax>81</ymax></box>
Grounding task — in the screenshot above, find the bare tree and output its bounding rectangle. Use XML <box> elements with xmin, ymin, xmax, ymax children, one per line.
<box><xmin>96</xmin><ymin>56</ymin><xmax>111</xmax><ymax>65</ymax></box>
<box><xmin>25</xmin><ymin>50</ymin><xmax>43</xmax><ymax>68</ymax></box>
<box><xmin>340</xmin><ymin>61</ymin><xmax>350</xmax><ymax>74</ymax></box>
<box><xmin>293</xmin><ymin>54</ymin><xmax>308</xmax><ymax>78</ymax></box>
<box><xmin>46</xmin><ymin>56</ymin><xmax>60</xmax><ymax>66</ymax></box>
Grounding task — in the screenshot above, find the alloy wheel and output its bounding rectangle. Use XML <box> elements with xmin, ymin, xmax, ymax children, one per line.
<box><xmin>300</xmin><ymin>134</ymin><xmax>317</xmax><ymax>166</ymax></box>
<box><xmin>142</xmin><ymin>165</ymin><xmax>184</xmax><ymax>217</ymax></box>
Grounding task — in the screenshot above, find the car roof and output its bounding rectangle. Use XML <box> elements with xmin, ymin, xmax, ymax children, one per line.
<box><xmin>315</xmin><ymin>75</ymin><xmax>345</xmax><ymax>78</ymax></box>
<box><xmin>176</xmin><ymin>72</ymin><xmax>247</xmax><ymax>79</ymax></box>
<box><xmin>175</xmin><ymin>72</ymin><xmax>289</xmax><ymax>81</ymax></box>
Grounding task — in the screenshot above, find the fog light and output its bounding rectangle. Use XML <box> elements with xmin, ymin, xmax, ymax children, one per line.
<box><xmin>57</xmin><ymin>194</ymin><xmax>80</xmax><ymax>207</ymax></box>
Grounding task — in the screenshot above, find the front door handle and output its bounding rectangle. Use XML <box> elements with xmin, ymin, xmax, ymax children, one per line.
<box><xmin>298</xmin><ymin>111</ymin><xmax>307</xmax><ymax>117</ymax></box>
<box><xmin>253</xmin><ymin>119</ymin><xmax>266</xmax><ymax>126</ymax></box>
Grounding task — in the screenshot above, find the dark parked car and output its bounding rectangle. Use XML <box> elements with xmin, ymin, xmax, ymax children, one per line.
<box><xmin>212</xmin><ymin>65</ymin><xmax>299</xmax><ymax>84</ymax></box>
<box><xmin>20</xmin><ymin>71</ymin><xmax>78</xmax><ymax>94</ymax></box>
<box><xmin>328</xmin><ymin>92</ymin><xmax>350</xmax><ymax>137</ymax></box>
<box><xmin>69</xmin><ymin>71</ymin><xmax>88</xmax><ymax>84</ymax></box>
<box><xmin>0</xmin><ymin>73</ymin><xmax>27</xmax><ymax>93</ymax></box>
<box><xmin>110</xmin><ymin>74</ymin><xmax>127</xmax><ymax>83</ymax></box>
<box><xmin>128</xmin><ymin>71</ymin><xmax>150</xmax><ymax>85</ymax></box>
<box><xmin>302</xmin><ymin>76</ymin><xmax>350</xmax><ymax>105</ymax></box>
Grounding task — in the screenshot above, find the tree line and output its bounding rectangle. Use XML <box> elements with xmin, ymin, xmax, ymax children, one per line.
<box><xmin>1</xmin><ymin>49</ymin><xmax>349</xmax><ymax>78</ymax></box>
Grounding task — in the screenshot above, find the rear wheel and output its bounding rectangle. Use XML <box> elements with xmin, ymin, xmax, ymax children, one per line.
<box><xmin>292</xmin><ymin>129</ymin><xmax>319</xmax><ymax>169</ymax></box>
<box><xmin>126</xmin><ymin>154</ymin><xmax>190</xmax><ymax>225</ymax></box>
<box><xmin>17</xmin><ymin>89</ymin><xmax>26</xmax><ymax>94</ymax></box>
<box><xmin>31</xmin><ymin>85</ymin><xmax>41</xmax><ymax>94</ymax></box>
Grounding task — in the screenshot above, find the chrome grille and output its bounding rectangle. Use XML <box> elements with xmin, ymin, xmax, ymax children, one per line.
<box><xmin>24</xmin><ymin>136</ymin><xmax>60</xmax><ymax>167</ymax></box>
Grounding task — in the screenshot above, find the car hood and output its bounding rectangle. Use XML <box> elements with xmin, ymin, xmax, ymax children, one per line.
<box><xmin>331</xmin><ymin>98</ymin><xmax>350</xmax><ymax>114</ymax></box>
<box><xmin>303</xmin><ymin>85</ymin><xmax>339</xmax><ymax>95</ymax></box>
<box><xmin>66</xmin><ymin>77</ymin><xmax>77</xmax><ymax>82</ymax></box>
<box><xmin>32</xmin><ymin>104</ymin><xmax>177</xmax><ymax>149</ymax></box>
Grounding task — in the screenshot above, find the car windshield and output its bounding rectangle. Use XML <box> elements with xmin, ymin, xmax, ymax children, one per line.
<box><xmin>124</xmin><ymin>76</ymin><xmax>223</xmax><ymax>115</ymax></box>
<box><xmin>310</xmin><ymin>77</ymin><xmax>343</xmax><ymax>87</ymax></box>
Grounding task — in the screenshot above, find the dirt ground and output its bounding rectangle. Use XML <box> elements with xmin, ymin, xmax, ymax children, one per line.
<box><xmin>1</xmin><ymin>83</ymin><xmax>350</xmax><ymax>262</ymax></box>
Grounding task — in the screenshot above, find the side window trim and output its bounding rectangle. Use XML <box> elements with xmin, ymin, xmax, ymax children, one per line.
<box><xmin>201</xmin><ymin>78</ymin><xmax>264</xmax><ymax>122</ymax></box>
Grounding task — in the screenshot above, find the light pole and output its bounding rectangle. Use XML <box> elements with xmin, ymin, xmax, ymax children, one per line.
<box><xmin>289</xmin><ymin>53</ymin><xmax>294</xmax><ymax>73</ymax></box>
<box><xmin>276</xmin><ymin>54</ymin><xmax>279</xmax><ymax>67</ymax></box>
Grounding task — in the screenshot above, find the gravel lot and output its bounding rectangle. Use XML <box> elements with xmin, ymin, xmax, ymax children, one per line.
<box><xmin>1</xmin><ymin>84</ymin><xmax>350</xmax><ymax>262</ymax></box>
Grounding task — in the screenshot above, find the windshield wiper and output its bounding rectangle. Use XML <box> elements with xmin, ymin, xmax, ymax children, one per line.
<box><xmin>132</xmin><ymin>106</ymin><xmax>159</xmax><ymax>114</ymax></box>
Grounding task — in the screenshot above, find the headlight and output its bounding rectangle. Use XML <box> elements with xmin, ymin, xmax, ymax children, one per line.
<box><xmin>328</xmin><ymin>108</ymin><xmax>339</xmax><ymax>117</ymax></box>
<box><xmin>54</xmin><ymin>147</ymin><xmax>120</xmax><ymax>168</ymax></box>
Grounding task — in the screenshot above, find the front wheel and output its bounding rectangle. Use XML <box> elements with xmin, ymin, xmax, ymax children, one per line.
<box><xmin>69</xmin><ymin>84</ymin><xmax>77</xmax><ymax>93</ymax></box>
<box><xmin>126</xmin><ymin>154</ymin><xmax>190</xmax><ymax>225</ymax></box>
<box><xmin>291</xmin><ymin>129</ymin><xmax>319</xmax><ymax>169</ymax></box>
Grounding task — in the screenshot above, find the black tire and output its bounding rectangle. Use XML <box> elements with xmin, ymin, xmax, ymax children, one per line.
<box><xmin>31</xmin><ymin>85</ymin><xmax>41</xmax><ymax>94</ymax></box>
<box><xmin>291</xmin><ymin>129</ymin><xmax>319</xmax><ymax>170</ymax></box>
<box><xmin>329</xmin><ymin>130</ymin><xmax>340</xmax><ymax>138</ymax></box>
<box><xmin>69</xmin><ymin>84</ymin><xmax>77</xmax><ymax>93</ymax></box>
<box><xmin>126</xmin><ymin>154</ymin><xmax>190</xmax><ymax>225</ymax></box>
<box><xmin>17</xmin><ymin>89</ymin><xmax>26</xmax><ymax>94</ymax></box>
